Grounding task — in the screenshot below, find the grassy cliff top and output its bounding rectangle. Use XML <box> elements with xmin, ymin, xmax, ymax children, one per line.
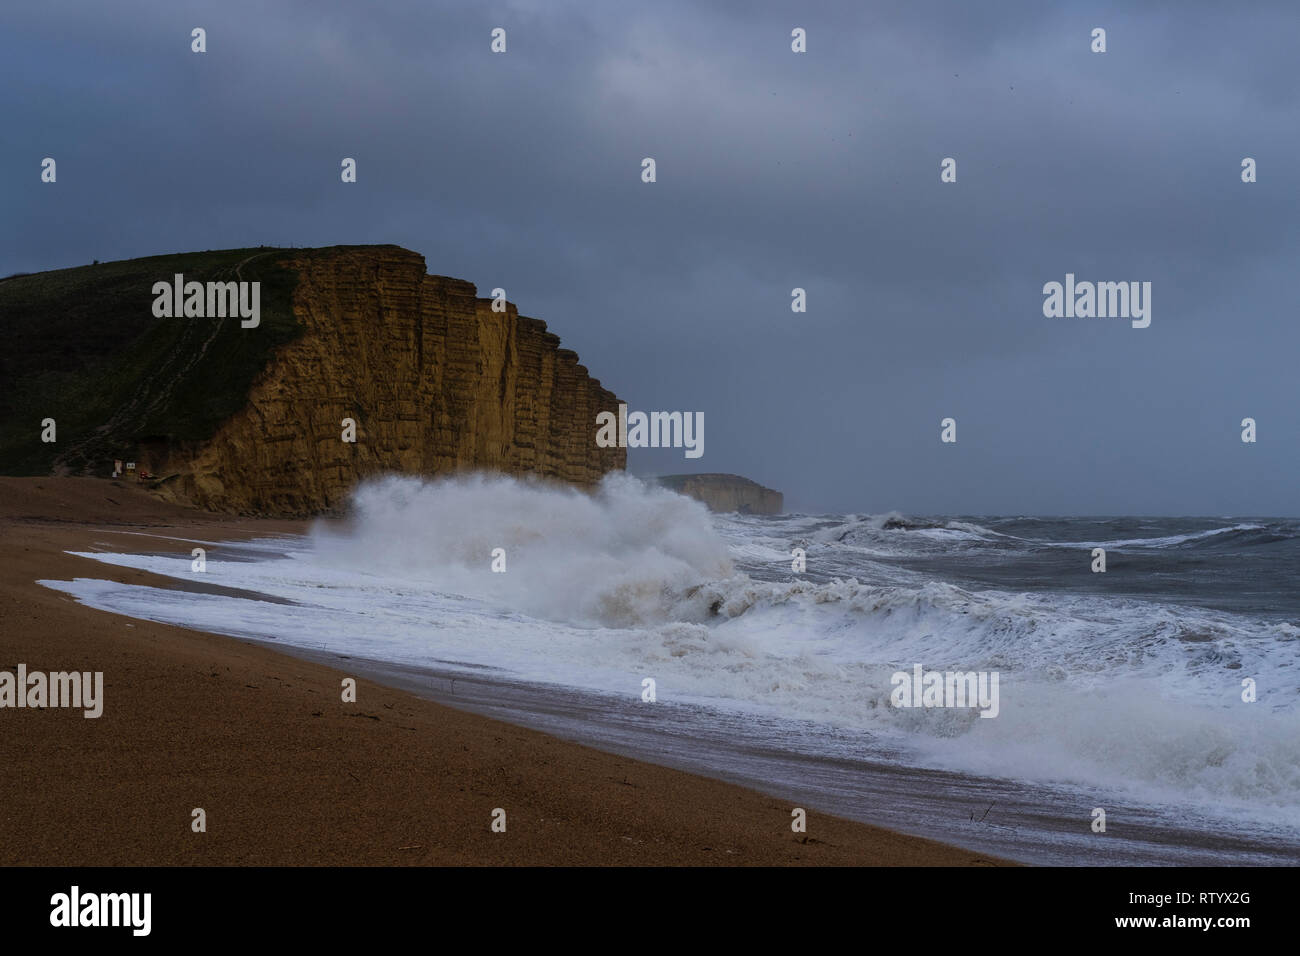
<box><xmin>0</xmin><ymin>245</ymin><xmax>406</xmax><ymax>475</ymax></box>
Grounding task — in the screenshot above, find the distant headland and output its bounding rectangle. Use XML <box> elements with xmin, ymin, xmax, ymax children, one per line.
<box><xmin>653</xmin><ymin>473</ymin><xmax>783</xmax><ymax>515</ymax></box>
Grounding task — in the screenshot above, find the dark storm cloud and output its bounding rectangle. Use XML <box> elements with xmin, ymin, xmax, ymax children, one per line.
<box><xmin>3</xmin><ymin>0</ymin><xmax>1297</xmax><ymax>514</ymax></box>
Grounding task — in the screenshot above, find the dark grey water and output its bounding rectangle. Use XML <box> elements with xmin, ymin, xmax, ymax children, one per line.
<box><xmin>841</xmin><ymin>516</ymin><xmax>1300</xmax><ymax>621</ymax></box>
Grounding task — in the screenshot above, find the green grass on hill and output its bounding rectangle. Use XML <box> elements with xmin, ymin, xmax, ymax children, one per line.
<box><xmin>0</xmin><ymin>247</ymin><xmax>312</xmax><ymax>475</ymax></box>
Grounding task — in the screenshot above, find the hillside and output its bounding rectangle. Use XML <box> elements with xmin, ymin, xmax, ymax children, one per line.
<box><xmin>0</xmin><ymin>245</ymin><xmax>624</xmax><ymax>513</ymax></box>
<box><xmin>655</xmin><ymin>473</ymin><xmax>783</xmax><ymax>515</ymax></box>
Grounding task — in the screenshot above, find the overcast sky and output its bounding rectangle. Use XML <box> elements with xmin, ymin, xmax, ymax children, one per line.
<box><xmin>3</xmin><ymin>0</ymin><xmax>1298</xmax><ymax>515</ymax></box>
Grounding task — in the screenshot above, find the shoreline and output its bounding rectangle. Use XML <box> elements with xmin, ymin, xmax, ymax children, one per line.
<box><xmin>0</xmin><ymin>477</ymin><xmax>1006</xmax><ymax>866</ymax></box>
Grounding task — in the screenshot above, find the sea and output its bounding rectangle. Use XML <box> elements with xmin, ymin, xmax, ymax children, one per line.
<box><xmin>40</xmin><ymin>472</ymin><xmax>1300</xmax><ymax>865</ymax></box>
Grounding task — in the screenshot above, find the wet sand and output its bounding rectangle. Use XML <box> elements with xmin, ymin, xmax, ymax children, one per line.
<box><xmin>0</xmin><ymin>477</ymin><xmax>1006</xmax><ymax>866</ymax></box>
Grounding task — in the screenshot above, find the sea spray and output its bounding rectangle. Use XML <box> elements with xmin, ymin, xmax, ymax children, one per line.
<box><xmin>38</xmin><ymin>493</ymin><xmax>1300</xmax><ymax>824</ymax></box>
<box><xmin>310</xmin><ymin>472</ymin><xmax>736</xmax><ymax>627</ymax></box>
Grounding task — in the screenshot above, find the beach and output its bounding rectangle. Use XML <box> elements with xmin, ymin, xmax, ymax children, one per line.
<box><xmin>0</xmin><ymin>477</ymin><xmax>1001</xmax><ymax>866</ymax></box>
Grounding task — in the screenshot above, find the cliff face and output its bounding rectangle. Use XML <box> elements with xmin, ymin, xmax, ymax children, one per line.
<box><xmin>656</xmin><ymin>474</ymin><xmax>783</xmax><ymax>515</ymax></box>
<box><xmin>156</xmin><ymin>247</ymin><xmax>624</xmax><ymax>514</ymax></box>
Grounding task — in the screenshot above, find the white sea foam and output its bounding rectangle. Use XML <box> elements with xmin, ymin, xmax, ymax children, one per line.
<box><xmin>1034</xmin><ymin>523</ymin><xmax>1266</xmax><ymax>550</ymax></box>
<box><xmin>38</xmin><ymin>473</ymin><xmax>1300</xmax><ymax>827</ymax></box>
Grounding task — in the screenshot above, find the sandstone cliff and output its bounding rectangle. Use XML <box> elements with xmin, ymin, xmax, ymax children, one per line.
<box><xmin>655</xmin><ymin>474</ymin><xmax>783</xmax><ymax>515</ymax></box>
<box><xmin>0</xmin><ymin>245</ymin><xmax>625</xmax><ymax>515</ymax></box>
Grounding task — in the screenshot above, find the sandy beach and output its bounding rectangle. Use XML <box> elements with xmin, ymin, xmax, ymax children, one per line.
<box><xmin>0</xmin><ymin>477</ymin><xmax>1005</xmax><ymax>866</ymax></box>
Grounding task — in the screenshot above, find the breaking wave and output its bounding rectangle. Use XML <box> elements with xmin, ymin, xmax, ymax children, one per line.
<box><xmin>39</xmin><ymin>473</ymin><xmax>1300</xmax><ymax>824</ymax></box>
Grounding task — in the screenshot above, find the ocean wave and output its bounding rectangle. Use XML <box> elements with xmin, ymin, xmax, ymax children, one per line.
<box><xmin>1035</xmin><ymin>523</ymin><xmax>1272</xmax><ymax>550</ymax></box>
<box><xmin>40</xmin><ymin>473</ymin><xmax>1300</xmax><ymax>822</ymax></box>
<box><xmin>309</xmin><ymin>471</ymin><xmax>734</xmax><ymax>627</ymax></box>
<box><xmin>814</xmin><ymin>512</ymin><xmax>1006</xmax><ymax>541</ymax></box>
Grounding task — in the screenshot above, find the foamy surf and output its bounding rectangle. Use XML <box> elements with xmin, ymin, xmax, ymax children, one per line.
<box><xmin>40</xmin><ymin>473</ymin><xmax>1300</xmax><ymax>857</ymax></box>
